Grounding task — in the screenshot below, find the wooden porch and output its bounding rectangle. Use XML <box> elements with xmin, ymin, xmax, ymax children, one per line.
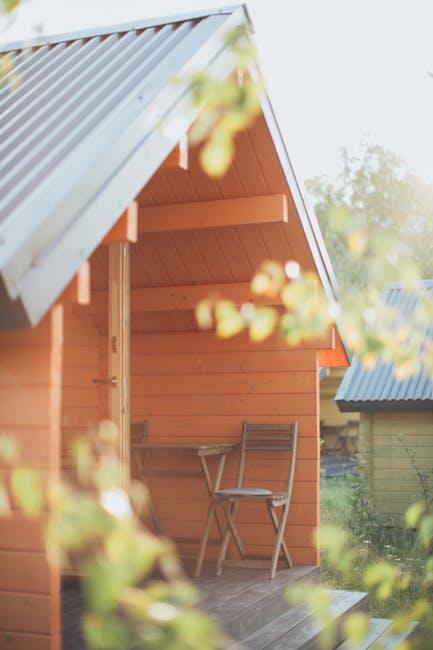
<box><xmin>62</xmin><ymin>563</ymin><xmax>321</xmax><ymax>649</ymax></box>
<box><xmin>62</xmin><ymin>564</ymin><xmax>419</xmax><ymax>649</ymax></box>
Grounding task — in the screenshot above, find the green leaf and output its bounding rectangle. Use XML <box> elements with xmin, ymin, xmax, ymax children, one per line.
<box><xmin>11</xmin><ymin>468</ymin><xmax>44</xmax><ymax>517</ymax></box>
<box><xmin>83</xmin><ymin>613</ymin><xmax>132</xmax><ymax>650</ymax></box>
<box><xmin>84</xmin><ymin>560</ymin><xmax>122</xmax><ymax>614</ymax></box>
<box><xmin>364</xmin><ymin>561</ymin><xmax>398</xmax><ymax>600</ymax></box>
<box><xmin>0</xmin><ymin>435</ymin><xmax>19</xmax><ymax>463</ymax></box>
<box><xmin>419</xmin><ymin>516</ymin><xmax>433</xmax><ymax>548</ymax></box>
<box><xmin>105</xmin><ymin>528</ymin><xmax>159</xmax><ymax>584</ymax></box>
<box><xmin>404</xmin><ymin>502</ymin><xmax>424</xmax><ymax>529</ymax></box>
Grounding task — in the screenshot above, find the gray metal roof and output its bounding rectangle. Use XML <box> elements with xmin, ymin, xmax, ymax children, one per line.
<box><xmin>0</xmin><ymin>6</ymin><xmax>249</xmax><ymax>327</ymax></box>
<box><xmin>0</xmin><ymin>4</ymin><xmax>346</xmax><ymax>336</ymax></box>
<box><xmin>336</xmin><ymin>281</ymin><xmax>433</xmax><ymax>412</ymax></box>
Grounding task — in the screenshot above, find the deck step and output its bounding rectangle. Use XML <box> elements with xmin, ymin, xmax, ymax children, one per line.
<box><xmin>229</xmin><ymin>603</ymin><xmax>311</xmax><ymax>649</ymax></box>
<box><xmin>235</xmin><ymin>589</ymin><xmax>368</xmax><ymax>649</ymax></box>
<box><xmin>337</xmin><ymin>618</ymin><xmax>418</xmax><ymax>649</ymax></box>
<box><xmin>337</xmin><ymin>618</ymin><xmax>392</xmax><ymax>649</ymax></box>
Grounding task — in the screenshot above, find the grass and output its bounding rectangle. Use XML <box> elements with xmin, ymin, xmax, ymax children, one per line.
<box><xmin>321</xmin><ymin>474</ymin><xmax>354</xmax><ymax>529</ymax></box>
<box><xmin>320</xmin><ymin>472</ymin><xmax>428</xmax><ymax>621</ymax></box>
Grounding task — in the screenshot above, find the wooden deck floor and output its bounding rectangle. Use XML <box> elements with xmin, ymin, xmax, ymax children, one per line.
<box><xmin>62</xmin><ymin>563</ymin><xmax>319</xmax><ymax>649</ymax></box>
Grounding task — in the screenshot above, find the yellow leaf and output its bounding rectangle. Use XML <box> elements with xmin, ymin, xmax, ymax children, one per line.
<box><xmin>215</xmin><ymin>301</ymin><xmax>244</xmax><ymax>338</ymax></box>
<box><xmin>394</xmin><ymin>355</ymin><xmax>418</xmax><ymax>380</ymax></box>
<box><xmin>343</xmin><ymin>612</ymin><xmax>369</xmax><ymax>644</ymax></box>
<box><xmin>251</xmin><ymin>272</ymin><xmax>270</xmax><ymax>295</ymax></box>
<box><xmin>200</xmin><ymin>137</ymin><xmax>233</xmax><ymax>178</ymax></box>
<box><xmin>345</xmin><ymin>327</ymin><xmax>361</xmax><ymax>350</ymax></box>
<box><xmin>195</xmin><ymin>299</ymin><xmax>213</xmax><ymax>329</ymax></box>
<box><xmin>361</xmin><ymin>352</ymin><xmax>376</xmax><ymax>369</ymax></box>
<box><xmin>216</xmin><ymin>313</ymin><xmax>244</xmax><ymax>338</ymax></box>
<box><xmin>249</xmin><ymin>307</ymin><xmax>278</xmax><ymax>342</ymax></box>
<box><xmin>348</xmin><ymin>228</ymin><xmax>368</xmax><ymax>256</ymax></box>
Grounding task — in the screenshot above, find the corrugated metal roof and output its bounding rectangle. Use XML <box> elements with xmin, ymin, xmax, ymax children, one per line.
<box><xmin>0</xmin><ymin>3</ymin><xmax>346</xmax><ymax>347</ymax></box>
<box><xmin>0</xmin><ymin>6</ymin><xmax>247</xmax><ymax>327</ymax></box>
<box><xmin>336</xmin><ymin>281</ymin><xmax>433</xmax><ymax>412</ymax></box>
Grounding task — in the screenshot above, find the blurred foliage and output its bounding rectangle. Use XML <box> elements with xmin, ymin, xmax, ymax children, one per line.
<box><xmin>0</xmin><ymin>427</ymin><xmax>219</xmax><ymax>649</ymax></box>
<box><xmin>306</xmin><ymin>142</ymin><xmax>433</xmax><ymax>295</ymax></box>
<box><xmin>305</xmin><ymin>475</ymin><xmax>433</xmax><ymax>649</ymax></box>
<box><xmin>196</xmin><ymin>254</ymin><xmax>433</xmax><ymax>381</ymax></box>
<box><xmin>188</xmin><ymin>24</ymin><xmax>261</xmax><ymax>177</ymax></box>
<box><xmin>0</xmin><ymin>0</ymin><xmax>19</xmax><ymax>14</ymax></box>
<box><xmin>0</xmin><ymin>0</ymin><xmax>21</xmax><ymax>87</ymax></box>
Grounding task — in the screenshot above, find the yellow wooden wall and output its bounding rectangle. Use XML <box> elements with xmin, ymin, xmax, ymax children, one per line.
<box><xmin>360</xmin><ymin>411</ymin><xmax>433</xmax><ymax>518</ymax></box>
<box><xmin>320</xmin><ymin>368</ymin><xmax>359</xmax><ymax>427</ymax></box>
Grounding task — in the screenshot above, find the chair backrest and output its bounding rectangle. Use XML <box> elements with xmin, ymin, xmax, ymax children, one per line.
<box><xmin>236</xmin><ymin>421</ymin><xmax>298</xmax><ymax>495</ymax></box>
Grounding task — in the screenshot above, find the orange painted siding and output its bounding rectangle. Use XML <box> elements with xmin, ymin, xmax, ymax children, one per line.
<box><xmin>0</xmin><ymin>307</ymin><xmax>63</xmax><ymax>650</ymax></box>
<box><xmin>99</xmin><ymin>330</ymin><xmax>320</xmax><ymax>565</ymax></box>
<box><xmin>61</xmin><ymin>305</ymin><xmax>100</xmax><ymax>466</ymax></box>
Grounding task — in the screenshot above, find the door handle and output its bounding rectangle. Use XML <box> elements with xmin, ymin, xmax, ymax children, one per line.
<box><xmin>92</xmin><ymin>376</ymin><xmax>117</xmax><ymax>386</ymax></box>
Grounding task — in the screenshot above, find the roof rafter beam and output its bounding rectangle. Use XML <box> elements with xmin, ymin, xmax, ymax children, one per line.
<box><xmin>160</xmin><ymin>135</ymin><xmax>188</xmax><ymax>171</ymax></box>
<box><xmin>58</xmin><ymin>261</ymin><xmax>90</xmax><ymax>306</ymax></box>
<box><xmin>139</xmin><ymin>194</ymin><xmax>288</xmax><ymax>234</ymax></box>
<box><xmin>102</xmin><ymin>201</ymin><xmax>138</xmax><ymax>245</ymax></box>
<box><xmin>79</xmin><ymin>281</ymin><xmax>282</xmax><ymax>315</ymax></box>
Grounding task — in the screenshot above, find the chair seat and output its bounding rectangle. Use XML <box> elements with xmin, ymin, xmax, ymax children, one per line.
<box><xmin>214</xmin><ymin>487</ymin><xmax>273</xmax><ymax>498</ymax></box>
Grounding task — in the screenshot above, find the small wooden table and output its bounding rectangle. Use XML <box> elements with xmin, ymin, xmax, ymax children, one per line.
<box><xmin>137</xmin><ymin>441</ymin><xmax>238</xmax><ymax>542</ymax></box>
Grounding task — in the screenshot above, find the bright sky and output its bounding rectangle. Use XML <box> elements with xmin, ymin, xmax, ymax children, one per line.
<box><xmin>2</xmin><ymin>0</ymin><xmax>433</xmax><ymax>184</ymax></box>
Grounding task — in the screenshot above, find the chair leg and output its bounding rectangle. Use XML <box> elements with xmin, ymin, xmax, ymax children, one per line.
<box><xmin>194</xmin><ymin>501</ymin><xmax>216</xmax><ymax>578</ymax></box>
<box><xmin>216</xmin><ymin>526</ymin><xmax>231</xmax><ymax>577</ymax></box>
<box><xmin>221</xmin><ymin>501</ymin><xmax>245</xmax><ymax>558</ymax></box>
<box><xmin>269</xmin><ymin>504</ymin><xmax>291</xmax><ymax>579</ymax></box>
<box><xmin>266</xmin><ymin>502</ymin><xmax>292</xmax><ymax>569</ymax></box>
<box><xmin>216</xmin><ymin>499</ymin><xmax>244</xmax><ymax>576</ymax></box>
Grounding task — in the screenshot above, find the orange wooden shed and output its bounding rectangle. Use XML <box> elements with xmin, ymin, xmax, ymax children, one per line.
<box><xmin>0</xmin><ymin>6</ymin><xmax>348</xmax><ymax>649</ymax></box>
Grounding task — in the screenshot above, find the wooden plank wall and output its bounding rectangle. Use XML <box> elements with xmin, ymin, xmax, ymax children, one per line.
<box><xmin>361</xmin><ymin>411</ymin><xmax>433</xmax><ymax>518</ymax></box>
<box><xmin>100</xmin><ymin>330</ymin><xmax>320</xmax><ymax>565</ymax></box>
<box><xmin>0</xmin><ymin>307</ymin><xmax>63</xmax><ymax>650</ymax></box>
<box><xmin>61</xmin><ymin>305</ymin><xmax>100</xmax><ymax>465</ymax></box>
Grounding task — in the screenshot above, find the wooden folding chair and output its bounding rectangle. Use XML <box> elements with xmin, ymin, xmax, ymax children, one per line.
<box><xmin>195</xmin><ymin>421</ymin><xmax>298</xmax><ymax>580</ymax></box>
<box><xmin>130</xmin><ymin>421</ymin><xmax>160</xmax><ymax>534</ymax></box>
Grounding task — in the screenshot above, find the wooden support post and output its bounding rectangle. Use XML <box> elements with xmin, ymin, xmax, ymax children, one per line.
<box><xmin>108</xmin><ymin>242</ymin><xmax>131</xmax><ymax>487</ymax></box>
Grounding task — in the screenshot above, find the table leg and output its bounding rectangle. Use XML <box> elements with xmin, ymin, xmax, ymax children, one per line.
<box><xmin>199</xmin><ymin>453</ymin><xmax>226</xmax><ymax>539</ymax></box>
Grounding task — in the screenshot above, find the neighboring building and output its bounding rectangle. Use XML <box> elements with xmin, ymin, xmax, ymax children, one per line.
<box><xmin>336</xmin><ymin>281</ymin><xmax>433</xmax><ymax>520</ymax></box>
<box><xmin>320</xmin><ymin>367</ymin><xmax>359</xmax><ymax>454</ymax></box>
